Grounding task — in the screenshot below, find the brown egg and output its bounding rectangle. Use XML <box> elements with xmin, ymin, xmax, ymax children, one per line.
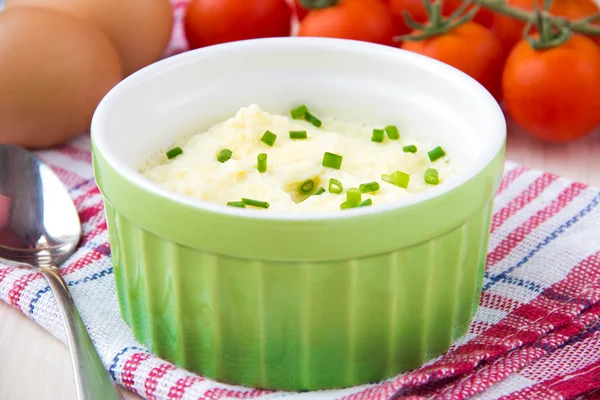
<box><xmin>0</xmin><ymin>7</ymin><xmax>123</xmax><ymax>148</ymax></box>
<box><xmin>6</xmin><ymin>0</ymin><xmax>173</xmax><ymax>75</ymax></box>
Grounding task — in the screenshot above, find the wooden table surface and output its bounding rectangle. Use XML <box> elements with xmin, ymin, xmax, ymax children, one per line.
<box><xmin>1</xmin><ymin>120</ymin><xmax>599</xmax><ymax>400</ymax></box>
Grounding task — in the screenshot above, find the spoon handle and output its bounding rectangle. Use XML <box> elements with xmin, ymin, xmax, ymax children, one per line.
<box><xmin>41</xmin><ymin>268</ymin><xmax>123</xmax><ymax>400</ymax></box>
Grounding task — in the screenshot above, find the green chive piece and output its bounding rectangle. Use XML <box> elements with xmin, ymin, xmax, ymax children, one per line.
<box><xmin>242</xmin><ymin>198</ymin><xmax>270</xmax><ymax>209</ymax></box>
<box><xmin>313</xmin><ymin>187</ymin><xmax>326</xmax><ymax>196</ymax></box>
<box><xmin>227</xmin><ymin>201</ymin><xmax>246</xmax><ymax>208</ymax></box>
<box><xmin>371</xmin><ymin>129</ymin><xmax>384</xmax><ymax>143</ymax></box>
<box><xmin>166</xmin><ymin>147</ymin><xmax>183</xmax><ymax>159</ymax></box>
<box><xmin>322</xmin><ymin>152</ymin><xmax>343</xmax><ymax>169</ymax></box>
<box><xmin>385</xmin><ymin>125</ymin><xmax>400</xmax><ymax>140</ymax></box>
<box><xmin>305</xmin><ymin>112</ymin><xmax>322</xmax><ymax>127</ymax></box>
<box><xmin>394</xmin><ymin>171</ymin><xmax>410</xmax><ymax>188</ymax></box>
<box><xmin>347</xmin><ymin>188</ymin><xmax>361</xmax><ymax>203</ymax></box>
<box><xmin>300</xmin><ymin>179</ymin><xmax>315</xmax><ymax>194</ymax></box>
<box><xmin>425</xmin><ymin>176</ymin><xmax>439</xmax><ymax>185</ymax></box>
<box><xmin>290</xmin><ymin>130</ymin><xmax>308</xmax><ymax>139</ymax></box>
<box><xmin>291</xmin><ymin>105</ymin><xmax>321</xmax><ymax>127</ymax></box>
<box><xmin>381</xmin><ymin>174</ymin><xmax>395</xmax><ymax>184</ymax></box>
<box><xmin>425</xmin><ymin>168</ymin><xmax>439</xmax><ymax>178</ymax></box>
<box><xmin>291</xmin><ymin>105</ymin><xmax>308</xmax><ymax>119</ymax></box>
<box><xmin>329</xmin><ymin>178</ymin><xmax>343</xmax><ymax>194</ymax></box>
<box><xmin>261</xmin><ymin>130</ymin><xmax>277</xmax><ymax>146</ymax></box>
<box><xmin>359</xmin><ymin>182</ymin><xmax>380</xmax><ymax>193</ymax></box>
<box><xmin>425</xmin><ymin>168</ymin><xmax>440</xmax><ymax>185</ymax></box>
<box><xmin>382</xmin><ymin>171</ymin><xmax>410</xmax><ymax>188</ymax></box>
<box><xmin>428</xmin><ymin>146</ymin><xmax>446</xmax><ymax>162</ymax></box>
<box><xmin>217</xmin><ymin>149</ymin><xmax>233</xmax><ymax>163</ymax></box>
<box><xmin>340</xmin><ymin>200</ymin><xmax>359</xmax><ymax>210</ymax></box>
<box><xmin>358</xmin><ymin>198</ymin><xmax>373</xmax><ymax>207</ymax></box>
<box><xmin>403</xmin><ymin>145</ymin><xmax>417</xmax><ymax>153</ymax></box>
<box><xmin>257</xmin><ymin>153</ymin><xmax>267</xmax><ymax>173</ymax></box>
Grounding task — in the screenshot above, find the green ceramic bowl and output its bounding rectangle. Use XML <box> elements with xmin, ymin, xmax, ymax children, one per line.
<box><xmin>91</xmin><ymin>38</ymin><xmax>506</xmax><ymax>391</ymax></box>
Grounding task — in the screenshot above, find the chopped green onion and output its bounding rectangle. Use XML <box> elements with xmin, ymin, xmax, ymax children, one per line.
<box><xmin>291</xmin><ymin>105</ymin><xmax>308</xmax><ymax>119</ymax></box>
<box><xmin>403</xmin><ymin>145</ymin><xmax>417</xmax><ymax>153</ymax></box>
<box><xmin>382</xmin><ymin>171</ymin><xmax>410</xmax><ymax>188</ymax></box>
<box><xmin>261</xmin><ymin>130</ymin><xmax>277</xmax><ymax>146</ymax></box>
<box><xmin>358</xmin><ymin>198</ymin><xmax>373</xmax><ymax>207</ymax></box>
<box><xmin>291</xmin><ymin>105</ymin><xmax>321</xmax><ymax>127</ymax></box>
<box><xmin>381</xmin><ymin>174</ymin><xmax>395</xmax><ymax>184</ymax></box>
<box><xmin>385</xmin><ymin>125</ymin><xmax>400</xmax><ymax>140</ymax></box>
<box><xmin>425</xmin><ymin>168</ymin><xmax>440</xmax><ymax>185</ymax></box>
<box><xmin>300</xmin><ymin>180</ymin><xmax>315</xmax><ymax>194</ymax></box>
<box><xmin>329</xmin><ymin>178</ymin><xmax>343</xmax><ymax>194</ymax></box>
<box><xmin>313</xmin><ymin>187</ymin><xmax>326</xmax><ymax>196</ymax></box>
<box><xmin>359</xmin><ymin>182</ymin><xmax>380</xmax><ymax>193</ymax></box>
<box><xmin>289</xmin><ymin>130</ymin><xmax>308</xmax><ymax>139</ymax></box>
<box><xmin>371</xmin><ymin>129</ymin><xmax>384</xmax><ymax>143</ymax></box>
<box><xmin>425</xmin><ymin>168</ymin><xmax>439</xmax><ymax>178</ymax></box>
<box><xmin>428</xmin><ymin>146</ymin><xmax>446</xmax><ymax>162</ymax></box>
<box><xmin>257</xmin><ymin>153</ymin><xmax>267</xmax><ymax>173</ymax></box>
<box><xmin>394</xmin><ymin>171</ymin><xmax>410</xmax><ymax>188</ymax></box>
<box><xmin>340</xmin><ymin>200</ymin><xmax>359</xmax><ymax>210</ymax></box>
<box><xmin>166</xmin><ymin>147</ymin><xmax>183</xmax><ymax>159</ymax></box>
<box><xmin>347</xmin><ymin>188</ymin><xmax>361</xmax><ymax>203</ymax></box>
<box><xmin>425</xmin><ymin>176</ymin><xmax>439</xmax><ymax>185</ymax></box>
<box><xmin>242</xmin><ymin>198</ymin><xmax>270</xmax><ymax>209</ymax></box>
<box><xmin>226</xmin><ymin>201</ymin><xmax>246</xmax><ymax>208</ymax></box>
<box><xmin>217</xmin><ymin>149</ymin><xmax>233</xmax><ymax>163</ymax></box>
<box><xmin>322</xmin><ymin>152</ymin><xmax>343</xmax><ymax>169</ymax></box>
<box><xmin>305</xmin><ymin>112</ymin><xmax>322</xmax><ymax>127</ymax></box>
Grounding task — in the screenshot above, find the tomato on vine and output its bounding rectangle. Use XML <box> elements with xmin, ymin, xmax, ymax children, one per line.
<box><xmin>503</xmin><ymin>33</ymin><xmax>600</xmax><ymax>142</ymax></box>
<box><xmin>491</xmin><ymin>0</ymin><xmax>600</xmax><ymax>53</ymax></box>
<box><xmin>184</xmin><ymin>0</ymin><xmax>292</xmax><ymax>49</ymax></box>
<box><xmin>400</xmin><ymin>2</ymin><xmax>504</xmax><ymax>99</ymax></box>
<box><xmin>297</xmin><ymin>0</ymin><xmax>399</xmax><ymax>46</ymax></box>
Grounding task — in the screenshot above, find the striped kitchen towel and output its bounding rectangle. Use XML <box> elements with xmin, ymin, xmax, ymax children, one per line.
<box><xmin>2</xmin><ymin>139</ymin><xmax>600</xmax><ymax>400</ymax></box>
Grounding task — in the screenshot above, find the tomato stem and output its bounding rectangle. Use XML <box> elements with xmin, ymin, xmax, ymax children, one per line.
<box><xmin>523</xmin><ymin>5</ymin><xmax>573</xmax><ymax>50</ymax></box>
<box><xmin>396</xmin><ymin>0</ymin><xmax>480</xmax><ymax>42</ymax></box>
<box><xmin>536</xmin><ymin>4</ymin><xmax>552</xmax><ymax>43</ymax></box>
<box><xmin>298</xmin><ymin>0</ymin><xmax>339</xmax><ymax>10</ymax></box>
<box><xmin>542</xmin><ymin>0</ymin><xmax>552</xmax><ymax>11</ymax></box>
<box><xmin>580</xmin><ymin>14</ymin><xmax>600</xmax><ymax>24</ymax></box>
<box><xmin>473</xmin><ymin>0</ymin><xmax>600</xmax><ymax>36</ymax></box>
<box><xmin>430</xmin><ymin>0</ymin><xmax>443</xmax><ymax>27</ymax></box>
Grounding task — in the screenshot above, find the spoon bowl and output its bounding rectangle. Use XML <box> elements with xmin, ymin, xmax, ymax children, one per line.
<box><xmin>0</xmin><ymin>145</ymin><xmax>80</xmax><ymax>267</ymax></box>
<box><xmin>0</xmin><ymin>144</ymin><xmax>122</xmax><ymax>400</ymax></box>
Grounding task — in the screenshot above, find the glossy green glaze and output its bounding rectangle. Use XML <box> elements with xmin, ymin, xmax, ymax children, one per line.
<box><xmin>94</xmin><ymin>143</ymin><xmax>504</xmax><ymax>390</ymax></box>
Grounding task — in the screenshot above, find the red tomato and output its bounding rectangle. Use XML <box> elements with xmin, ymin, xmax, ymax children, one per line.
<box><xmin>503</xmin><ymin>34</ymin><xmax>600</xmax><ymax>142</ymax></box>
<box><xmin>298</xmin><ymin>0</ymin><xmax>399</xmax><ymax>46</ymax></box>
<box><xmin>402</xmin><ymin>22</ymin><xmax>505</xmax><ymax>99</ymax></box>
<box><xmin>184</xmin><ymin>0</ymin><xmax>292</xmax><ymax>49</ymax></box>
<box><xmin>491</xmin><ymin>0</ymin><xmax>600</xmax><ymax>54</ymax></box>
<box><xmin>388</xmin><ymin>0</ymin><xmax>494</xmax><ymax>36</ymax></box>
<box><xmin>293</xmin><ymin>0</ymin><xmax>309</xmax><ymax>20</ymax></box>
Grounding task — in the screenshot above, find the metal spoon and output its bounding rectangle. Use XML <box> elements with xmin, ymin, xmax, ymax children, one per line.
<box><xmin>0</xmin><ymin>145</ymin><xmax>122</xmax><ymax>400</ymax></box>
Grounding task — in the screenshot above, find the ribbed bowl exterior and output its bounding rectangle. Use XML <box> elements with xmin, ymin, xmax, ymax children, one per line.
<box><xmin>91</xmin><ymin>38</ymin><xmax>507</xmax><ymax>391</ymax></box>
<box><xmin>104</xmin><ymin>198</ymin><xmax>494</xmax><ymax>390</ymax></box>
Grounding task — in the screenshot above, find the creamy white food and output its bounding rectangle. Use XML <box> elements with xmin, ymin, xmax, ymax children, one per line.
<box><xmin>141</xmin><ymin>105</ymin><xmax>454</xmax><ymax>212</ymax></box>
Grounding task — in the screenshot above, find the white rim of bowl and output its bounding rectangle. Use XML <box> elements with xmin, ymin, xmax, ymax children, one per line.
<box><xmin>91</xmin><ymin>38</ymin><xmax>506</xmax><ymax>222</ymax></box>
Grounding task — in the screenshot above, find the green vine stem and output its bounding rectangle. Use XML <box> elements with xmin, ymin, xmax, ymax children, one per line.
<box><xmin>472</xmin><ymin>0</ymin><xmax>600</xmax><ymax>36</ymax></box>
<box><xmin>399</xmin><ymin>0</ymin><xmax>481</xmax><ymax>41</ymax></box>
<box><xmin>522</xmin><ymin>2</ymin><xmax>572</xmax><ymax>49</ymax></box>
<box><xmin>298</xmin><ymin>0</ymin><xmax>339</xmax><ymax>9</ymax></box>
